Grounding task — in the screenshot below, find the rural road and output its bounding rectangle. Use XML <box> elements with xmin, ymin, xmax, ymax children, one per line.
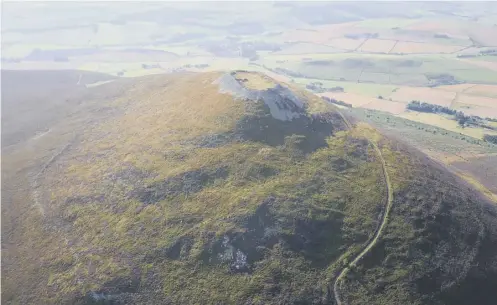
<box><xmin>332</xmin><ymin>109</ymin><xmax>394</xmax><ymax>305</ymax></box>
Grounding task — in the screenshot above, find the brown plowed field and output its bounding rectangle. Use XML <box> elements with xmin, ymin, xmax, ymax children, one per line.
<box><xmin>362</xmin><ymin>99</ymin><xmax>407</xmax><ymax>114</ymax></box>
<box><xmin>457</xmin><ymin>94</ymin><xmax>497</xmax><ymax>108</ymax></box>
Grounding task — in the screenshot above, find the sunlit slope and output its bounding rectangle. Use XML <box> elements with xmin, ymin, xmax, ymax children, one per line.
<box><xmin>2</xmin><ymin>71</ymin><xmax>497</xmax><ymax>305</ymax></box>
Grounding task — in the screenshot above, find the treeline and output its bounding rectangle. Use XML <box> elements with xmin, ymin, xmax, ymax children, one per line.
<box><xmin>306</xmin><ymin>82</ymin><xmax>344</xmax><ymax>93</ymax></box>
<box><xmin>484</xmin><ymin>134</ymin><xmax>497</xmax><ymax>144</ymax></box>
<box><xmin>457</xmin><ymin>48</ymin><xmax>497</xmax><ymax>58</ymax></box>
<box><xmin>273</xmin><ymin>67</ymin><xmax>304</xmax><ymax>78</ymax></box>
<box><xmin>321</xmin><ymin>96</ymin><xmax>352</xmax><ymax>108</ymax></box>
<box><xmin>434</xmin><ymin>33</ymin><xmax>450</xmax><ymax>39</ymax></box>
<box><xmin>407</xmin><ymin>100</ymin><xmax>457</xmax><ymax>115</ymax></box>
<box><xmin>344</xmin><ymin>33</ymin><xmax>378</xmax><ymax>40</ymax></box>
<box><xmin>426</xmin><ymin>73</ymin><xmax>462</xmax><ymax>87</ymax></box>
<box><xmin>407</xmin><ymin>100</ymin><xmax>497</xmax><ymax>128</ymax></box>
<box><xmin>454</xmin><ymin>112</ymin><xmax>480</xmax><ymax>127</ymax></box>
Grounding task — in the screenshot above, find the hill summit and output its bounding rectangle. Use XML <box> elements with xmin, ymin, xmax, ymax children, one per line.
<box><xmin>3</xmin><ymin>70</ymin><xmax>497</xmax><ymax>305</ymax></box>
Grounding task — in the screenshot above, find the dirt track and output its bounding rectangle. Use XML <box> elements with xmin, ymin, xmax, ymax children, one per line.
<box><xmin>332</xmin><ymin>110</ymin><xmax>394</xmax><ymax>305</ymax></box>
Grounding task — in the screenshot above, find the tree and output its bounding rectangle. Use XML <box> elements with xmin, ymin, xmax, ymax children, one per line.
<box><xmin>483</xmin><ymin>134</ymin><xmax>497</xmax><ymax>144</ymax></box>
<box><xmin>456</xmin><ymin>112</ymin><xmax>469</xmax><ymax>127</ymax></box>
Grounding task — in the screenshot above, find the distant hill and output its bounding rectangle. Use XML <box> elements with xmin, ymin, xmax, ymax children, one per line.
<box><xmin>2</xmin><ymin>70</ymin><xmax>497</xmax><ymax>305</ymax></box>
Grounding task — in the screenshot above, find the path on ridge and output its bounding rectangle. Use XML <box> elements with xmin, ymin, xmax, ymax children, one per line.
<box><xmin>332</xmin><ymin>109</ymin><xmax>394</xmax><ymax>305</ymax></box>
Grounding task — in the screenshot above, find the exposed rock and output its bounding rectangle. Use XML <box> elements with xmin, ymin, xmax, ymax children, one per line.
<box><xmin>215</xmin><ymin>73</ymin><xmax>305</xmax><ymax>121</ymax></box>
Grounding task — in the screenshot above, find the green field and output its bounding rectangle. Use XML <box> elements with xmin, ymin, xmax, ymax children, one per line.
<box><xmin>359</xmin><ymin>71</ymin><xmax>391</xmax><ymax>83</ymax></box>
<box><xmin>351</xmin><ymin>108</ymin><xmax>497</xmax><ymax>155</ymax></box>
<box><xmin>259</xmin><ymin>54</ymin><xmax>497</xmax><ymax>86</ymax></box>
<box><xmin>466</xmin><ymin>55</ymin><xmax>497</xmax><ymax>62</ymax></box>
<box><xmin>351</xmin><ymin>17</ymin><xmax>419</xmax><ymax>29</ymax></box>
<box><xmin>293</xmin><ymin>77</ymin><xmax>399</xmax><ymax>97</ymax></box>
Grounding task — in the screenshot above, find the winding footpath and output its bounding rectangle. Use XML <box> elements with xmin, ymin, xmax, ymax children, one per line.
<box><xmin>31</xmin><ymin>137</ymin><xmax>76</xmax><ymax>216</ymax></box>
<box><xmin>332</xmin><ymin>110</ymin><xmax>394</xmax><ymax>305</ymax></box>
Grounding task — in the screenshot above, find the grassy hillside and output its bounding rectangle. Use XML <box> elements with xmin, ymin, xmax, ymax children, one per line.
<box><xmin>2</xmin><ymin>70</ymin><xmax>497</xmax><ymax>305</ymax></box>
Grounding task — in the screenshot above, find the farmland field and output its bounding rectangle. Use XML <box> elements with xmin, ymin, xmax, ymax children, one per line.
<box><xmin>437</xmin><ymin>83</ymin><xmax>480</xmax><ymax>93</ymax></box>
<box><xmin>278</xmin><ymin>29</ymin><xmax>329</xmax><ymax>44</ymax></box>
<box><xmin>326</xmin><ymin>38</ymin><xmax>367</xmax><ymax>50</ymax></box>
<box><xmin>399</xmin><ymin>111</ymin><xmax>497</xmax><ymax>139</ymax></box>
<box><xmin>359</xmin><ymin>72</ymin><xmax>391</xmax><ymax>84</ymax></box>
<box><xmin>391</xmin><ymin>41</ymin><xmax>464</xmax><ymax>54</ymax></box>
<box><xmin>293</xmin><ymin>77</ymin><xmax>398</xmax><ymax>97</ymax></box>
<box><xmin>280</xmin><ymin>22</ymin><xmax>363</xmax><ymax>42</ymax></box>
<box><xmin>460</xmin><ymin>59</ymin><xmax>497</xmax><ymax>72</ymax></box>
<box><xmin>358</xmin><ymin>39</ymin><xmax>397</xmax><ymax>53</ymax></box>
<box><xmin>274</xmin><ymin>43</ymin><xmax>342</xmax><ymax>55</ymax></box>
<box><xmin>376</xmin><ymin>29</ymin><xmax>473</xmax><ymax>46</ymax></box>
<box><xmin>457</xmin><ymin>94</ymin><xmax>497</xmax><ymax>108</ymax></box>
<box><xmin>4</xmin><ymin>1</ymin><xmax>497</xmax><ymax>123</ymax></box>
<box><xmin>351</xmin><ymin>17</ymin><xmax>419</xmax><ymax>29</ymax></box>
<box><xmin>472</xmin><ymin>56</ymin><xmax>497</xmax><ymax>63</ymax></box>
<box><xmin>293</xmin><ymin>64</ymin><xmax>363</xmax><ymax>82</ymax></box>
<box><xmin>464</xmin><ymin>85</ymin><xmax>497</xmax><ymax>98</ymax></box>
<box><xmin>351</xmin><ymin>107</ymin><xmax>497</xmax><ymax>157</ymax></box>
<box><xmin>3</xmin><ymin>2</ymin><xmax>497</xmax><ymax>153</ymax></box>
<box><xmin>261</xmin><ymin>53</ymin><xmax>497</xmax><ymax>88</ymax></box>
<box><xmin>389</xmin><ymin>73</ymin><xmax>428</xmax><ymax>86</ymax></box>
<box><xmin>404</xmin><ymin>19</ymin><xmax>497</xmax><ymax>46</ymax></box>
<box><xmin>450</xmin><ymin>68</ymin><xmax>497</xmax><ymax>84</ymax></box>
<box><xmin>452</xmin><ymin>103</ymin><xmax>497</xmax><ymax>118</ymax></box>
<box><xmin>361</xmin><ymin>99</ymin><xmax>406</xmax><ymax>114</ymax></box>
<box><xmin>389</xmin><ymin>87</ymin><xmax>456</xmax><ymax>106</ymax></box>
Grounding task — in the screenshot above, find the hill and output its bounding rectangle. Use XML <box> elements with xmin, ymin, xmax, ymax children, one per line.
<box><xmin>2</xmin><ymin>70</ymin><xmax>497</xmax><ymax>305</ymax></box>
